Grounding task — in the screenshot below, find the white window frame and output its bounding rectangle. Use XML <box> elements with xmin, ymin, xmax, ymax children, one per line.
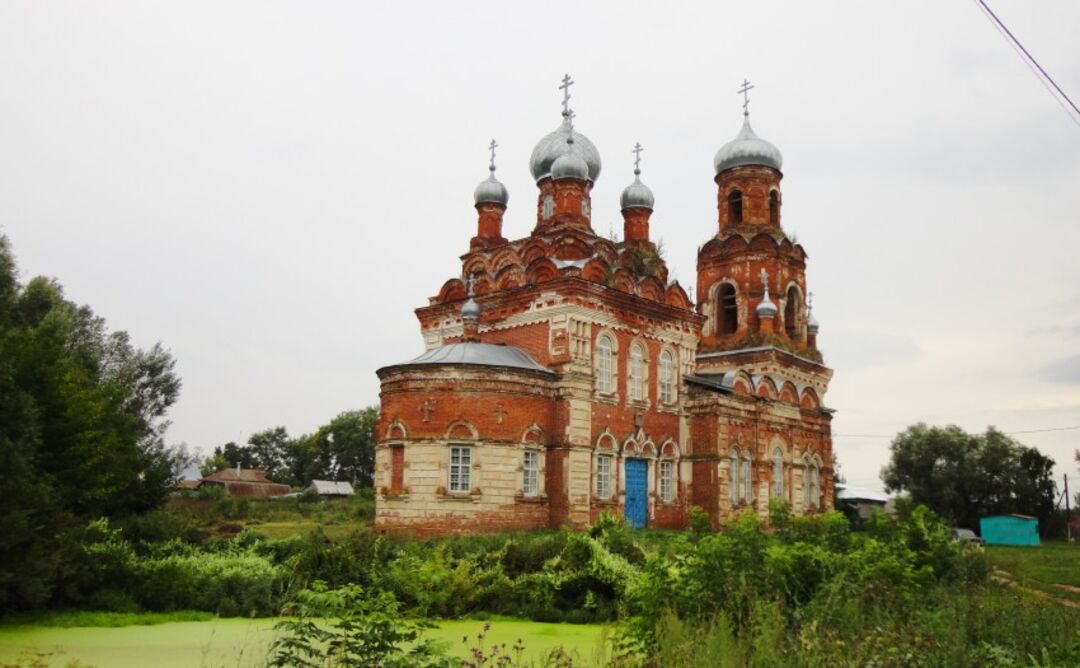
<box><xmin>659</xmin><ymin>460</ymin><xmax>674</xmax><ymax>502</ymax></box>
<box><xmin>542</xmin><ymin>194</ymin><xmax>555</xmax><ymax>219</ymax></box>
<box><xmin>629</xmin><ymin>343</ymin><xmax>645</xmax><ymax>402</ymax></box>
<box><xmin>730</xmin><ymin>449</ymin><xmax>741</xmax><ymax>504</ymax></box>
<box><xmin>659</xmin><ymin>349</ymin><xmax>675</xmax><ymax>404</ymax></box>
<box><xmin>742</xmin><ymin>453</ymin><xmax>753</xmax><ymax>503</ymax></box>
<box><xmin>810</xmin><ymin>461</ymin><xmax>820</xmax><ymax>509</ymax></box>
<box><xmin>802</xmin><ymin>456</ymin><xmax>812</xmax><ymax>510</ymax></box>
<box><xmin>596</xmin><ymin>453</ymin><xmax>613</xmax><ymax>499</ymax></box>
<box><xmin>772</xmin><ymin>447</ymin><xmax>784</xmax><ymax>499</ymax></box>
<box><xmin>595</xmin><ymin>334</ymin><xmax>615</xmax><ymax>395</ymax></box>
<box><xmin>522</xmin><ymin>450</ymin><xmax>540</xmax><ymax>497</ymax></box>
<box><xmin>449</xmin><ymin>445</ymin><xmax>472</xmax><ymax>493</ymax></box>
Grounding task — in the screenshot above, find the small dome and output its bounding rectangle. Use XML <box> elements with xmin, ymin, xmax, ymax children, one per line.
<box><xmin>474</xmin><ymin>172</ymin><xmax>508</xmax><ymax>206</ymax></box>
<box><xmin>807</xmin><ymin>310</ymin><xmax>819</xmax><ymax>334</ymax></box>
<box><xmin>620</xmin><ymin>173</ymin><xmax>654</xmax><ymax>210</ymax></box>
<box><xmin>461</xmin><ymin>296</ymin><xmax>481</xmax><ymax>321</ymax></box>
<box><xmin>550</xmin><ymin>139</ymin><xmax>590</xmax><ymax>181</ymax></box>
<box><xmin>714</xmin><ymin>116</ymin><xmax>783</xmax><ymax>174</ymax></box>
<box><xmin>530</xmin><ymin>117</ymin><xmax>601</xmax><ymax>182</ymax></box>
<box><xmin>757</xmin><ymin>292</ymin><xmax>778</xmax><ymax>318</ymax></box>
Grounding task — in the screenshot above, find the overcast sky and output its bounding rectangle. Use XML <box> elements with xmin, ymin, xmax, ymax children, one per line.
<box><xmin>2</xmin><ymin>1</ymin><xmax>1078</xmax><ymax>494</ymax></box>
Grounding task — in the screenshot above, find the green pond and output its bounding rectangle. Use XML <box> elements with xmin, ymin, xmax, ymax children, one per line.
<box><xmin>0</xmin><ymin>617</ymin><xmax>610</xmax><ymax>667</ymax></box>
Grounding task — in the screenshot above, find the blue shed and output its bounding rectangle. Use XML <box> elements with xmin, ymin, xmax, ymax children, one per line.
<box><xmin>979</xmin><ymin>514</ymin><xmax>1040</xmax><ymax>546</ymax></box>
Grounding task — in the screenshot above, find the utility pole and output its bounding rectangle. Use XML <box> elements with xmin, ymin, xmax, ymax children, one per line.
<box><xmin>1066</xmin><ymin>474</ymin><xmax>1072</xmax><ymax>543</ymax></box>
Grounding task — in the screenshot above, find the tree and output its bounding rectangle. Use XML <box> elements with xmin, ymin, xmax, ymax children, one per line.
<box><xmin>0</xmin><ymin>235</ymin><xmax>184</xmax><ymax>609</ymax></box>
<box><xmin>881</xmin><ymin>423</ymin><xmax>1058</xmax><ymax>534</ymax></box>
<box><xmin>320</xmin><ymin>408</ymin><xmax>378</xmax><ymax>487</ymax></box>
<box><xmin>247</xmin><ymin>427</ymin><xmax>292</xmax><ymax>480</ymax></box>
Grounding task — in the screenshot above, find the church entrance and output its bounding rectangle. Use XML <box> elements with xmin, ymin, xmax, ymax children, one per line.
<box><xmin>624</xmin><ymin>458</ymin><xmax>648</xmax><ymax>528</ymax></box>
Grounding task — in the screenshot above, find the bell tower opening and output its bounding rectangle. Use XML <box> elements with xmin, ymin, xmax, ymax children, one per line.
<box><xmin>769</xmin><ymin>190</ymin><xmax>779</xmax><ymax>226</ymax></box>
<box><xmin>719</xmin><ymin>283</ymin><xmax>738</xmax><ymax>335</ymax></box>
<box><xmin>727</xmin><ymin>190</ymin><xmax>743</xmax><ymax>225</ymax></box>
<box><xmin>784</xmin><ymin>286</ymin><xmax>799</xmax><ymax>339</ymax></box>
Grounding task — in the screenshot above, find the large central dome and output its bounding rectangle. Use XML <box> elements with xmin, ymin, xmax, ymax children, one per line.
<box><xmin>529</xmin><ymin>117</ymin><xmax>602</xmax><ymax>183</ymax></box>
<box><xmin>713</xmin><ymin>116</ymin><xmax>783</xmax><ymax>174</ymax></box>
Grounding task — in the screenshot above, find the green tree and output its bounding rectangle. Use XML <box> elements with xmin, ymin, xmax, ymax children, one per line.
<box><xmin>322</xmin><ymin>408</ymin><xmax>378</xmax><ymax>487</ymax></box>
<box><xmin>0</xmin><ymin>235</ymin><xmax>183</xmax><ymax>609</ymax></box>
<box><xmin>247</xmin><ymin>427</ymin><xmax>292</xmax><ymax>480</ymax></box>
<box><xmin>881</xmin><ymin>423</ymin><xmax>1057</xmax><ymax>533</ymax></box>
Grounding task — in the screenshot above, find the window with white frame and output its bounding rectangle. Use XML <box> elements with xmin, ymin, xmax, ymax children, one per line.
<box><xmin>595</xmin><ymin>334</ymin><xmax>615</xmax><ymax>394</ymax></box>
<box><xmin>659</xmin><ymin>349</ymin><xmax>675</xmax><ymax>404</ymax></box>
<box><xmin>772</xmin><ymin>447</ymin><xmax>784</xmax><ymax>499</ymax></box>
<box><xmin>596</xmin><ymin>453</ymin><xmax>613</xmax><ymax>498</ymax></box>
<box><xmin>659</xmin><ymin>460</ymin><xmax>674</xmax><ymax>502</ymax></box>
<box><xmin>742</xmin><ymin>453</ymin><xmax>753</xmax><ymax>503</ymax></box>
<box><xmin>810</xmin><ymin>462</ymin><xmax>820</xmax><ymax>509</ymax></box>
<box><xmin>449</xmin><ymin>445</ymin><xmax>472</xmax><ymax>492</ymax></box>
<box><xmin>629</xmin><ymin>343</ymin><xmax>645</xmax><ymax>402</ymax></box>
<box><xmin>802</xmin><ymin>456</ymin><xmax>812</xmax><ymax>509</ymax></box>
<box><xmin>522</xmin><ymin>450</ymin><xmax>539</xmax><ymax>496</ymax></box>
<box><xmin>730</xmin><ymin>449</ymin><xmax>741</xmax><ymax>503</ymax></box>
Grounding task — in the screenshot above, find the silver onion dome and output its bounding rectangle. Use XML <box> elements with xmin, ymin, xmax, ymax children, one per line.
<box><xmin>474</xmin><ymin>172</ymin><xmax>508</xmax><ymax>206</ymax></box>
<box><xmin>550</xmin><ymin>136</ymin><xmax>590</xmax><ymax>181</ymax></box>
<box><xmin>714</xmin><ymin>116</ymin><xmax>783</xmax><ymax>174</ymax></box>
<box><xmin>807</xmin><ymin>309</ymin><xmax>819</xmax><ymax>334</ymax></box>
<box><xmin>757</xmin><ymin>286</ymin><xmax>778</xmax><ymax>318</ymax></box>
<box><xmin>620</xmin><ymin>167</ymin><xmax>654</xmax><ymax>210</ymax></box>
<box><xmin>530</xmin><ymin>117</ymin><xmax>601</xmax><ymax>182</ymax></box>
<box><xmin>461</xmin><ymin>296</ymin><xmax>481</xmax><ymax>321</ymax></box>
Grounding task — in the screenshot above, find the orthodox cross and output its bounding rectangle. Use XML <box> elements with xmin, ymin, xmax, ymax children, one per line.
<box><xmin>760</xmin><ymin>267</ymin><xmax>770</xmax><ymax>292</ymax></box>
<box><xmin>738</xmin><ymin>78</ymin><xmax>754</xmax><ymax>116</ymax></box>
<box><xmin>488</xmin><ymin>139</ymin><xmax>498</xmax><ymax>173</ymax></box>
<box><xmin>559</xmin><ymin>73</ymin><xmax>574</xmax><ymax>116</ymax></box>
<box><xmin>632</xmin><ymin>142</ymin><xmax>643</xmax><ymax>175</ymax></box>
<box><xmin>419</xmin><ymin>398</ymin><xmax>436</xmax><ymax>423</ymax></box>
<box><xmin>493</xmin><ymin>402</ymin><xmax>507</xmax><ymax>425</ymax></box>
<box><xmin>465</xmin><ymin>274</ymin><xmax>476</xmax><ymax>297</ymax></box>
<box><xmin>807</xmin><ymin>291</ymin><xmax>814</xmax><ymax>311</ymax></box>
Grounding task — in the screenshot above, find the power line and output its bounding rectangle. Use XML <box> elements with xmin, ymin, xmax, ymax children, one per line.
<box><xmin>973</xmin><ymin>0</ymin><xmax>1080</xmax><ymax>127</ymax></box>
<box><xmin>835</xmin><ymin>425</ymin><xmax>1080</xmax><ymax>439</ymax></box>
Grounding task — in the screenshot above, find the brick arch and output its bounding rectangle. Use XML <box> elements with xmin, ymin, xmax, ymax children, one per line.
<box><xmin>660</xmin><ymin>439</ymin><xmax>679</xmax><ymax>459</ymax></box>
<box><xmin>779</xmin><ymin>380</ymin><xmax>799</xmax><ymax>404</ymax></box>
<box><xmin>638</xmin><ymin>276</ymin><xmax>665</xmax><ymax>302</ymax></box>
<box><xmin>385</xmin><ymin>419</ymin><xmax>409</xmax><ymax>441</ymax></box>
<box><xmin>582</xmin><ymin>257</ymin><xmax>611</xmax><ymax>284</ymax></box>
<box><xmin>591</xmin><ymin>238</ymin><xmax>619</xmax><ymax>264</ymax></box>
<box><xmin>552</xmin><ymin>235</ymin><xmax>592</xmax><ymax>261</ymax></box>
<box><xmin>665</xmin><ymin>283</ymin><xmax>692</xmax><ymax>310</ymax></box>
<box><xmin>519</xmin><ymin>239</ymin><xmax>549</xmax><ymax>264</ymax></box>
<box><xmin>445</xmin><ymin>420</ymin><xmax>478</xmax><ymax>441</ymax></box>
<box><xmin>595</xmin><ymin>429</ymin><xmax>618</xmax><ymax>451</ymax></box>
<box><xmin>472</xmin><ymin>275</ymin><xmax>494</xmax><ymax>296</ymax></box>
<box><xmin>525</xmin><ymin>257</ymin><xmax>558</xmax><ymax>284</ymax></box>
<box><xmin>521</xmin><ymin>424</ymin><xmax>545</xmax><ymax>445</ymax></box>
<box><xmin>610</xmin><ymin>268</ymin><xmax>635</xmax><ymax>294</ymax></box>
<box><xmin>462</xmin><ymin>256</ymin><xmax>488</xmax><ymax>277</ymax></box>
<box><xmin>490</xmin><ymin>248</ymin><xmax>522</xmax><ymax>274</ymax></box>
<box><xmin>755</xmin><ymin>376</ymin><xmax>778</xmax><ymax>399</ymax></box>
<box><xmin>732</xmin><ymin>370</ymin><xmax>753</xmax><ymax>396</ymax></box>
<box><xmin>437</xmin><ymin>278</ymin><xmax>467</xmax><ymax>303</ymax></box>
<box><xmin>800</xmin><ymin>387</ymin><xmax>820</xmax><ymax>410</ymax></box>
<box><xmin>493</xmin><ymin>264</ymin><xmax>524</xmax><ymax>289</ymax></box>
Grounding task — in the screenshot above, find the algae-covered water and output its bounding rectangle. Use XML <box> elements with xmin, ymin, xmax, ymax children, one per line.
<box><xmin>0</xmin><ymin>616</ymin><xmax>610</xmax><ymax>667</ymax></box>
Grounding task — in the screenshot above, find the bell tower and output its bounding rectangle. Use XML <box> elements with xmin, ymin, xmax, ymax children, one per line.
<box><xmin>696</xmin><ymin>81</ymin><xmax>818</xmax><ymax>359</ymax></box>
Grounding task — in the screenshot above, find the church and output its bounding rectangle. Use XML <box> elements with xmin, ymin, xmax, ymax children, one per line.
<box><xmin>374</xmin><ymin>77</ymin><xmax>834</xmax><ymax>535</ymax></box>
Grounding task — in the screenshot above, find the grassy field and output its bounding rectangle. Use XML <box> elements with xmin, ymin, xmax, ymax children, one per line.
<box><xmin>987</xmin><ymin>541</ymin><xmax>1080</xmax><ymax>603</ymax></box>
<box><xmin>0</xmin><ymin>615</ymin><xmax>610</xmax><ymax>667</ymax></box>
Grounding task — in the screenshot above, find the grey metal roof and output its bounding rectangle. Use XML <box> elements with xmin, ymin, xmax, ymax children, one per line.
<box><xmin>310</xmin><ymin>480</ymin><xmax>355</xmax><ymax>496</ymax></box>
<box><xmin>683</xmin><ymin>373</ymin><xmax>735</xmax><ymax>392</ymax></box>
<box><xmin>530</xmin><ymin>118</ymin><xmax>601</xmax><ymax>182</ymax></box>
<box><xmin>836</xmin><ymin>486</ymin><xmax>889</xmax><ymax>503</ymax></box>
<box><xmin>391</xmin><ymin>342</ymin><xmax>554</xmax><ymax>375</ymax></box>
<box><xmin>714</xmin><ymin>116</ymin><xmax>783</xmax><ymax>173</ymax></box>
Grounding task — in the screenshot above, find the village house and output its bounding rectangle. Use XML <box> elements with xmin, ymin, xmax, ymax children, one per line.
<box><xmin>375</xmin><ymin>78</ymin><xmax>834</xmax><ymax>535</ymax></box>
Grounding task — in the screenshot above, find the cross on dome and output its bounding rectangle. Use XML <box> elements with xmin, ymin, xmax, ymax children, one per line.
<box><xmin>559</xmin><ymin>73</ymin><xmax>575</xmax><ymax>118</ymax></box>
<box><xmin>759</xmin><ymin>267</ymin><xmax>769</xmax><ymax>291</ymax></box>
<box><xmin>738</xmin><ymin>78</ymin><xmax>754</xmax><ymax>116</ymax></box>
<box><xmin>488</xmin><ymin>139</ymin><xmax>498</xmax><ymax>173</ymax></box>
<box><xmin>466</xmin><ymin>274</ymin><xmax>477</xmax><ymax>297</ymax></box>
<box><xmin>632</xmin><ymin>142</ymin><xmax>643</xmax><ymax>175</ymax></box>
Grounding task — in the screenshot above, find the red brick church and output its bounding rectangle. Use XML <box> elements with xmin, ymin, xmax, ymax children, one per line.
<box><xmin>375</xmin><ymin>77</ymin><xmax>833</xmax><ymax>535</ymax></box>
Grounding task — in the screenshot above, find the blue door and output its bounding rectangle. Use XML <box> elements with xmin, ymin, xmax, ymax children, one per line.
<box><xmin>624</xmin><ymin>459</ymin><xmax>648</xmax><ymax>529</ymax></box>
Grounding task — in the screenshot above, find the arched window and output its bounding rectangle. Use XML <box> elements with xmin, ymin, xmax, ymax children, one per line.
<box><xmin>730</xmin><ymin>449</ymin><xmax>741</xmax><ymax>504</ymax></box>
<box><xmin>742</xmin><ymin>452</ymin><xmax>753</xmax><ymax>503</ymax></box>
<box><xmin>658</xmin><ymin>349</ymin><xmax>675</xmax><ymax>404</ymax></box>
<box><xmin>802</xmin><ymin>455</ymin><xmax>812</xmax><ymax>510</ymax></box>
<box><xmin>772</xmin><ymin>447</ymin><xmax>784</xmax><ymax>499</ymax></box>
<box><xmin>769</xmin><ymin>190</ymin><xmax>779</xmax><ymax>226</ymax></box>
<box><xmin>629</xmin><ymin>343</ymin><xmax>645</xmax><ymax>402</ymax></box>
<box><xmin>659</xmin><ymin>460</ymin><xmax>674</xmax><ymax>502</ymax></box>
<box><xmin>784</xmin><ymin>287</ymin><xmax>800</xmax><ymax>339</ymax></box>
<box><xmin>718</xmin><ymin>283</ymin><xmax>738</xmax><ymax>335</ymax></box>
<box><xmin>595</xmin><ymin>334</ymin><xmax>615</xmax><ymax>394</ymax></box>
<box><xmin>810</xmin><ymin>461</ymin><xmax>820</xmax><ymax>509</ymax></box>
<box><xmin>727</xmin><ymin>189</ymin><xmax>743</xmax><ymax>225</ymax></box>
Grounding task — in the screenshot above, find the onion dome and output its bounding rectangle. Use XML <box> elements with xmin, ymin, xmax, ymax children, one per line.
<box><xmin>620</xmin><ymin>143</ymin><xmax>654</xmax><ymax>210</ymax></box>
<box><xmin>530</xmin><ymin>116</ymin><xmax>601</xmax><ymax>182</ymax></box>
<box><xmin>474</xmin><ymin>173</ymin><xmax>508</xmax><ymax>206</ymax></box>
<box><xmin>757</xmin><ymin>283</ymin><xmax>778</xmax><ymax>318</ymax></box>
<box><xmin>474</xmin><ymin>139</ymin><xmax>508</xmax><ymax>206</ymax></box>
<box><xmin>714</xmin><ymin>116</ymin><xmax>783</xmax><ymax>174</ymax></box>
<box><xmin>807</xmin><ymin>305</ymin><xmax>819</xmax><ymax>335</ymax></box>
<box><xmin>461</xmin><ymin>296</ymin><xmax>481</xmax><ymax>321</ymax></box>
<box><xmin>550</xmin><ymin>135</ymin><xmax>590</xmax><ymax>181</ymax></box>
